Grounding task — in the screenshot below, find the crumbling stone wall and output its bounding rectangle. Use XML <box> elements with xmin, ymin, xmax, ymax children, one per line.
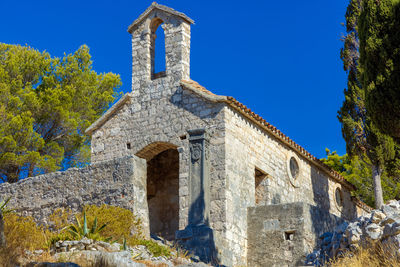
<box><xmin>0</xmin><ymin>156</ymin><xmax>148</xmax><ymax>231</ymax></box>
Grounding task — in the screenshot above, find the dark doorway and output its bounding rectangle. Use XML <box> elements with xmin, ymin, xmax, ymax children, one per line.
<box><xmin>147</xmin><ymin>148</ymin><xmax>179</xmax><ymax>240</ymax></box>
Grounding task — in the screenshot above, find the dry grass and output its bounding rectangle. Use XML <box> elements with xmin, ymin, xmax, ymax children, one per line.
<box><xmin>329</xmin><ymin>241</ymin><xmax>400</xmax><ymax>267</ymax></box>
<box><xmin>0</xmin><ymin>246</ymin><xmax>19</xmax><ymax>267</ymax></box>
<box><xmin>135</xmin><ymin>260</ymin><xmax>169</xmax><ymax>267</ymax></box>
<box><xmin>0</xmin><ymin>205</ymin><xmax>174</xmax><ymax>266</ymax></box>
<box><xmin>3</xmin><ymin>213</ymin><xmax>49</xmax><ymax>251</ymax></box>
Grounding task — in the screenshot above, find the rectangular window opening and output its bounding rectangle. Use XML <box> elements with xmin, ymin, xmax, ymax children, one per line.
<box><xmin>255</xmin><ymin>167</ymin><xmax>268</xmax><ymax>205</ymax></box>
<box><xmin>127</xmin><ymin>143</ymin><xmax>131</xmax><ymax>150</ymax></box>
<box><xmin>284</xmin><ymin>230</ymin><xmax>296</xmax><ymax>241</ymax></box>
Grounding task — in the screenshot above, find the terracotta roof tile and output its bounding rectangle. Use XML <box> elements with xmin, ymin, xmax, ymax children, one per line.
<box><xmin>181</xmin><ymin>79</ymin><xmax>359</xmax><ymax>193</ymax></box>
<box><xmin>181</xmin><ymin>80</ymin><xmax>216</xmax><ymax>96</ymax></box>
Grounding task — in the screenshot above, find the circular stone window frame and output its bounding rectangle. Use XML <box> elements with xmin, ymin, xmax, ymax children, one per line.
<box><xmin>286</xmin><ymin>152</ymin><xmax>302</xmax><ymax>188</ymax></box>
<box><xmin>334</xmin><ymin>185</ymin><xmax>344</xmax><ymax>211</ymax></box>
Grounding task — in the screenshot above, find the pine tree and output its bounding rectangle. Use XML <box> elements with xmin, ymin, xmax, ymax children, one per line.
<box><xmin>0</xmin><ymin>44</ymin><xmax>121</xmax><ymax>183</ymax></box>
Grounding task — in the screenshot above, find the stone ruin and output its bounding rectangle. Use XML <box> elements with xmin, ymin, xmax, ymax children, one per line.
<box><xmin>0</xmin><ymin>3</ymin><xmax>372</xmax><ymax>266</ymax></box>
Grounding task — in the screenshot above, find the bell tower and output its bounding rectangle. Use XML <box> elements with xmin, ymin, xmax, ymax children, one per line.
<box><xmin>128</xmin><ymin>3</ymin><xmax>194</xmax><ymax>91</ymax></box>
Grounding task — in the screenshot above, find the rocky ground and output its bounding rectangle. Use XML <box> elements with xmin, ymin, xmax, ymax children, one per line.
<box><xmin>19</xmin><ymin>237</ymin><xmax>208</xmax><ymax>267</ymax></box>
<box><xmin>306</xmin><ymin>200</ymin><xmax>400</xmax><ymax>266</ymax></box>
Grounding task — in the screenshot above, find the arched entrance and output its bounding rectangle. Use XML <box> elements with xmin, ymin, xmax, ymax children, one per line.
<box><xmin>136</xmin><ymin>142</ymin><xmax>179</xmax><ymax>241</ymax></box>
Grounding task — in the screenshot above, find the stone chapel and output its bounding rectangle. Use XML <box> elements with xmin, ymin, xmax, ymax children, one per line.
<box><xmin>0</xmin><ymin>3</ymin><xmax>372</xmax><ymax>267</ymax></box>
<box><xmin>84</xmin><ymin>3</ymin><xmax>370</xmax><ymax>266</ymax></box>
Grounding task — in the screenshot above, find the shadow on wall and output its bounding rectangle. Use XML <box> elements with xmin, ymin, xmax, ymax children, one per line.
<box><xmin>309</xmin><ymin>167</ymin><xmax>357</xmax><ymax>249</ymax></box>
<box><xmin>147</xmin><ymin>149</ymin><xmax>179</xmax><ymax>241</ymax></box>
<box><xmin>175</xmin><ymin>137</ymin><xmax>221</xmax><ymax>265</ymax></box>
<box><xmin>176</xmin><ymin>201</ymin><xmax>220</xmax><ymax>266</ymax></box>
<box><xmin>170</xmin><ymin>87</ymin><xmax>224</xmax><ymax>121</ymax></box>
<box><xmin>310</xmin><ymin>167</ymin><xmax>334</xmax><ymax>245</ymax></box>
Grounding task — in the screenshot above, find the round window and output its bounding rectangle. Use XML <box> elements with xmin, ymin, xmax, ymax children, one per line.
<box><xmin>335</xmin><ymin>188</ymin><xmax>343</xmax><ymax>208</ymax></box>
<box><xmin>287</xmin><ymin>153</ymin><xmax>301</xmax><ymax>188</ymax></box>
<box><xmin>289</xmin><ymin>157</ymin><xmax>299</xmax><ymax>180</ymax></box>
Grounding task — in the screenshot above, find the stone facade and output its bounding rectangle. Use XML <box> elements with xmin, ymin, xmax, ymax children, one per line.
<box><xmin>0</xmin><ymin>3</ymin><xmax>371</xmax><ymax>266</ymax></box>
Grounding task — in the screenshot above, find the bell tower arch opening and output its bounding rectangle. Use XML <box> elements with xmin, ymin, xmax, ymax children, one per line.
<box><xmin>150</xmin><ymin>18</ymin><xmax>166</xmax><ymax>80</ymax></box>
<box><xmin>136</xmin><ymin>142</ymin><xmax>179</xmax><ymax>241</ymax></box>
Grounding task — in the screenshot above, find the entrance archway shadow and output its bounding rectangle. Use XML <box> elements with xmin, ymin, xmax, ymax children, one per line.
<box><xmin>137</xmin><ymin>143</ymin><xmax>179</xmax><ymax>241</ymax></box>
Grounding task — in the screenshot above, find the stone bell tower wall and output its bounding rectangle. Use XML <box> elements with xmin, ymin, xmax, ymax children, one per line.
<box><xmin>129</xmin><ymin>5</ymin><xmax>191</xmax><ymax>93</ymax></box>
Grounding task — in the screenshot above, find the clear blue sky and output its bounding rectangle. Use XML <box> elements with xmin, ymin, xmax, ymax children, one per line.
<box><xmin>0</xmin><ymin>0</ymin><xmax>350</xmax><ymax>159</ymax></box>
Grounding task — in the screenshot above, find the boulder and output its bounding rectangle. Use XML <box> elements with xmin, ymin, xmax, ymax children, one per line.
<box><xmin>24</xmin><ymin>263</ymin><xmax>80</xmax><ymax>267</ymax></box>
<box><xmin>370</xmin><ymin>210</ymin><xmax>386</xmax><ymax>224</ymax></box>
<box><xmin>306</xmin><ymin>200</ymin><xmax>400</xmax><ymax>266</ymax></box>
<box><xmin>54</xmin><ymin>251</ymin><xmax>145</xmax><ymax>267</ymax></box>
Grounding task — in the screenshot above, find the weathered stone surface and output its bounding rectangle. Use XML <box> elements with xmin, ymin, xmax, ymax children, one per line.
<box><xmin>25</xmin><ymin>263</ymin><xmax>80</xmax><ymax>267</ymax></box>
<box><xmin>176</xmin><ymin>263</ymin><xmax>209</xmax><ymax>267</ymax></box>
<box><xmin>0</xmin><ymin>156</ymin><xmax>148</xmax><ymax>230</ymax></box>
<box><xmin>307</xmin><ymin>200</ymin><xmax>400</xmax><ymax>266</ymax></box>
<box><xmin>370</xmin><ymin>210</ymin><xmax>386</xmax><ymax>223</ymax></box>
<box><xmin>247</xmin><ymin>202</ymin><xmax>345</xmax><ymax>267</ymax></box>
<box><xmin>0</xmin><ymin>209</ymin><xmax>5</xmax><ymax>247</ymax></box>
<box><xmin>55</xmin><ymin>251</ymin><xmax>145</xmax><ymax>267</ymax></box>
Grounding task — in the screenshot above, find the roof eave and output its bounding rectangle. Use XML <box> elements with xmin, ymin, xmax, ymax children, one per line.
<box><xmin>127</xmin><ymin>2</ymin><xmax>194</xmax><ymax>34</ymax></box>
<box><xmin>180</xmin><ymin>80</ymin><xmax>356</xmax><ymax>192</ymax></box>
<box><xmin>85</xmin><ymin>93</ymin><xmax>131</xmax><ymax>135</ymax></box>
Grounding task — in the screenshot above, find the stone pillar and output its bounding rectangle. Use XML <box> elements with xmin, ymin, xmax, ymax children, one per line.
<box><xmin>176</xmin><ymin>129</ymin><xmax>217</xmax><ymax>264</ymax></box>
<box><xmin>187</xmin><ymin>128</ymin><xmax>210</xmax><ymax>226</ymax></box>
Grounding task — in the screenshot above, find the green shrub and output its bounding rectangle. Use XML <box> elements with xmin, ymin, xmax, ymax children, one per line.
<box><xmin>134</xmin><ymin>239</ymin><xmax>171</xmax><ymax>257</ymax></box>
<box><xmin>0</xmin><ymin>197</ymin><xmax>14</xmax><ymax>215</ymax></box>
<box><xmin>82</xmin><ymin>204</ymin><xmax>143</xmax><ymax>241</ymax></box>
<box><xmin>64</xmin><ymin>211</ymin><xmax>110</xmax><ymax>242</ymax></box>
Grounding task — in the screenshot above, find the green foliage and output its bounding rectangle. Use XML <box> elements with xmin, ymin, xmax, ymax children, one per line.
<box><xmin>359</xmin><ymin>0</ymin><xmax>400</xmax><ymax>140</ymax></box>
<box><xmin>64</xmin><ymin>211</ymin><xmax>110</xmax><ymax>242</ymax></box>
<box><xmin>0</xmin><ymin>197</ymin><xmax>14</xmax><ymax>215</ymax></box>
<box><xmin>0</xmin><ymin>43</ymin><xmax>121</xmax><ymax>183</ymax></box>
<box><xmin>134</xmin><ymin>239</ymin><xmax>171</xmax><ymax>257</ymax></box>
<box><xmin>339</xmin><ymin>0</ymin><xmax>400</xmax><ymax>207</ymax></box>
<box><xmin>122</xmin><ymin>237</ymin><xmax>127</xmax><ymax>251</ymax></box>
<box><xmin>82</xmin><ymin>204</ymin><xmax>143</xmax><ymax>242</ymax></box>
<box><xmin>3</xmin><ymin>205</ymin><xmax>172</xmax><ymax>260</ymax></box>
<box><xmin>321</xmin><ymin>149</ymin><xmax>400</xmax><ymax>206</ymax></box>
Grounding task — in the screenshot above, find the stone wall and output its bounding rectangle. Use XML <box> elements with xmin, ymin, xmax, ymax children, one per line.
<box><xmin>247</xmin><ymin>202</ymin><xmax>346</xmax><ymax>267</ymax></box>
<box><xmin>224</xmin><ymin>106</ymin><xmax>361</xmax><ymax>266</ymax></box>
<box><xmin>90</xmin><ymin>86</ymin><xmax>228</xmax><ymax>263</ymax></box>
<box><xmin>0</xmin><ymin>156</ymin><xmax>149</xmax><ymax>233</ymax></box>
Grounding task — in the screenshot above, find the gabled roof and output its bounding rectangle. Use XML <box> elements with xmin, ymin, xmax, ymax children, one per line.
<box><xmin>180</xmin><ymin>80</ymin><xmax>357</xmax><ymax>192</ymax></box>
<box><xmin>127</xmin><ymin>2</ymin><xmax>194</xmax><ymax>34</ymax></box>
